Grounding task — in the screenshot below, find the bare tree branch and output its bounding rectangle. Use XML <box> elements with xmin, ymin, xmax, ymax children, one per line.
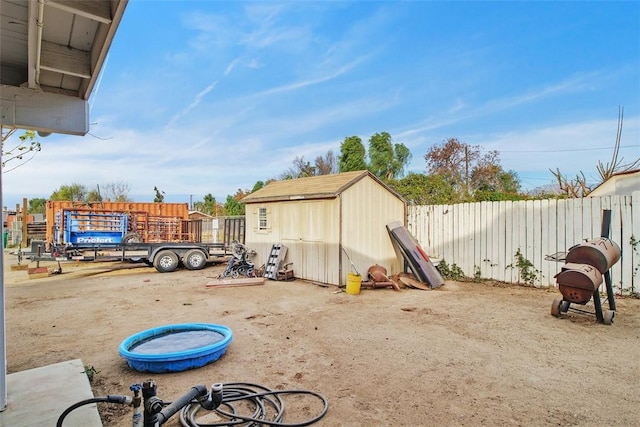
<box><xmin>596</xmin><ymin>106</ymin><xmax>640</xmax><ymax>181</ymax></box>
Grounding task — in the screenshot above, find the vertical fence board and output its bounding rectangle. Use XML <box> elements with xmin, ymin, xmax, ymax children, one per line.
<box><xmin>521</xmin><ymin>200</ymin><xmax>533</xmax><ymax>285</ymax></box>
<box><xmin>496</xmin><ymin>202</ymin><xmax>506</xmax><ymax>282</ymax></box>
<box><xmin>540</xmin><ymin>199</ymin><xmax>553</xmax><ymax>286</ymax></box>
<box><xmin>489</xmin><ymin>202</ymin><xmax>500</xmax><ymax>279</ymax></box>
<box><xmin>591</xmin><ymin>197</ymin><xmax>603</xmax><ymax>239</ymax></box>
<box><xmin>461</xmin><ymin>203</ymin><xmax>472</xmax><ymax>276</ymax></box>
<box><xmin>453</xmin><ymin>204</ymin><xmax>461</xmax><ymax>269</ymax></box>
<box><xmin>581</xmin><ymin>197</ymin><xmax>594</xmax><ymax>239</ymax></box>
<box><xmin>479</xmin><ymin>202</ymin><xmax>489</xmax><ymax>277</ymax></box>
<box><xmin>431</xmin><ymin>205</ymin><xmax>442</xmax><ymax>258</ymax></box>
<box><xmin>609</xmin><ymin>197</ymin><xmax>623</xmax><ymax>292</ymax></box>
<box><xmin>556</xmin><ymin>199</ymin><xmax>567</xmax><ymax>259</ymax></box>
<box><xmin>504</xmin><ymin>201</ymin><xmax>514</xmax><ymax>283</ymax></box>
<box><xmin>531</xmin><ymin>200</ymin><xmax>542</xmax><ymax>286</ymax></box>
<box><xmin>573</xmin><ymin>198</ymin><xmax>584</xmax><ymax>245</ymax></box>
<box><xmin>473</xmin><ymin>202</ymin><xmax>483</xmax><ymax>278</ymax></box>
<box><xmin>509</xmin><ymin>201</ymin><xmax>519</xmax><ymax>282</ymax></box>
<box><xmin>444</xmin><ymin>204</ymin><xmax>454</xmax><ymax>263</ymax></box>
<box><xmin>619</xmin><ymin>195</ymin><xmax>633</xmax><ymax>294</ymax></box>
<box><xmin>631</xmin><ymin>191</ymin><xmax>640</xmax><ymax>294</ymax></box>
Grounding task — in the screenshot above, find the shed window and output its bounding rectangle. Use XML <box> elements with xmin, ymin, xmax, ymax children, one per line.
<box><xmin>259</xmin><ymin>207</ymin><xmax>268</xmax><ymax>230</ymax></box>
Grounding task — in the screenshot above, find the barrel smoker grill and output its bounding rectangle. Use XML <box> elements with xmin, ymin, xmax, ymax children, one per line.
<box><xmin>550</xmin><ymin>210</ymin><xmax>621</xmax><ymax>325</ymax></box>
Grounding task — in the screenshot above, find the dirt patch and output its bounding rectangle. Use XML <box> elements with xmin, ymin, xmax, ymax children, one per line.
<box><xmin>4</xmin><ymin>252</ymin><xmax>640</xmax><ymax>426</ymax></box>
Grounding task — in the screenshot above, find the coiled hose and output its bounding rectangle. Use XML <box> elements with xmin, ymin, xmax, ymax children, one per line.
<box><xmin>56</xmin><ymin>382</ymin><xmax>328</xmax><ymax>427</ymax></box>
<box><xmin>178</xmin><ymin>382</ymin><xmax>328</xmax><ymax>427</ymax></box>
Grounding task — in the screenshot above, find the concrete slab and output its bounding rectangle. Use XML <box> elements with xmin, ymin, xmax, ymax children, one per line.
<box><xmin>0</xmin><ymin>359</ymin><xmax>102</xmax><ymax>427</ymax></box>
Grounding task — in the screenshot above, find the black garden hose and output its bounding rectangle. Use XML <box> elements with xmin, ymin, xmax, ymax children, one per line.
<box><xmin>56</xmin><ymin>395</ymin><xmax>132</xmax><ymax>427</ymax></box>
<box><xmin>178</xmin><ymin>382</ymin><xmax>329</xmax><ymax>427</ymax></box>
<box><xmin>57</xmin><ymin>382</ymin><xmax>328</xmax><ymax>427</ymax></box>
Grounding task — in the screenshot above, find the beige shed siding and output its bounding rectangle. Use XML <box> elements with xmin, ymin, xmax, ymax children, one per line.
<box><xmin>281</xmin><ymin>199</ymin><xmax>340</xmax><ymax>284</ymax></box>
<box><xmin>340</xmin><ymin>177</ymin><xmax>405</xmax><ymax>282</ymax></box>
<box><xmin>245</xmin><ymin>199</ymin><xmax>340</xmax><ymax>284</ymax></box>
<box><xmin>245</xmin><ymin>204</ymin><xmax>281</xmax><ymax>263</ymax></box>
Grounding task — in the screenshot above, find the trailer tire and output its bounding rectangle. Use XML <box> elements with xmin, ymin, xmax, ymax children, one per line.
<box><xmin>122</xmin><ymin>233</ymin><xmax>143</xmax><ymax>244</ymax></box>
<box><xmin>184</xmin><ymin>249</ymin><xmax>207</xmax><ymax>270</ymax></box>
<box><xmin>154</xmin><ymin>250</ymin><xmax>179</xmax><ymax>273</ymax></box>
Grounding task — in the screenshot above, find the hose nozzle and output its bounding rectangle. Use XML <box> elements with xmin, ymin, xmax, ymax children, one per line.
<box><xmin>199</xmin><ymin>383</ymin><xmax>223</xmax><ymax>410</ymax></box>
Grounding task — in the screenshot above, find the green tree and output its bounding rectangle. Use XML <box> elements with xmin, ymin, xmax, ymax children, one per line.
<box><xmin>424</xmin><ymin>137</ymin><xmax>475</xmax><ymax>194</ymax></box>
<box><xmin>224</xmin><ymin>192</ymin><xmax>245</xmax><ymax>216</ymax></box>
<box><xmin>28</xmin><ymin>198</ymin><xmax>46</xmax><ymax>214</ymax></box>
<box><xmin>153</xmin><ymin>186</ymin><xmax>165</xmax><ymax>203</ymax></box>
<box><xmin>86</xmin><ymin>188</ymin><xmax>103</xmax><ymax>203</ymax></box>
<box><xmin>1</xmin><ymin>129</ymin><xmax>41</xmax><ymax>172</ymax></box>
<box><xmin>424</xmin><ymin>137</ymin><xmax>521</xmax><ymax>200</ymax></box>
<box><xmin>251</xmin><ymin>181</ymin><xmax>265</xmax><ymax>192</ymax></box>
<box><xmin>192</xmin><ymin>193</ymin><xmax>218</xmax><ymax>216</ymax></box>
<box><xmin>368</xmin><ymin>132</ymin><xmax>411</xmax><ymax>181</ymax></box>
<box><xmin>50</xmin><ymin>183</ymin><xmax>87</xmax><ymax>201</ymax></box>
<box><xmin>339</xmin><ymin>136</ymin><xmax>367</xmax><ymax>172</ymax></box>
<box><xmin>389</xmin><ymin>173</ymin><xmax>458</xmax><ymax>205</ymax></box>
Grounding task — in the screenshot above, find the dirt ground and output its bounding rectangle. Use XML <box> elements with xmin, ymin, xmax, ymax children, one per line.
<box><xmin>3</xmin><ymin>250</ymin><xmax>640</xmax><ymax>426</ymax></box>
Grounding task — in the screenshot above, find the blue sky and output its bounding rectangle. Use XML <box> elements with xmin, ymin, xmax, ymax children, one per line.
<box><xmin>3</xmin><ymin>0</ymin><xmax>640</xmax><ymax>208</ymax></box>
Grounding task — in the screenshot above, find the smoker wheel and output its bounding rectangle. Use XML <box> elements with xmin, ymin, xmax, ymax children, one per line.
<box><xmin>550</xmin><ymin>298</ymin><xmax>563</xmax><ymax>317</ymax></box>
<box><xmin>603</xmin><ymin>310</ymin><xmax>615</xmax><ymax>325</ymax></box>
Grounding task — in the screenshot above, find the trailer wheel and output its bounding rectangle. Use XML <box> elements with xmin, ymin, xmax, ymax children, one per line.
<box><xmin>122</xmin><ymin>233</ymin><xmax>143</xmax><ymax>244</ymax></box>
<box><xmin>184</xmin><ymin>249</ymin><xmax>207</xmax><ymax>270</ymax></box>
<box><xmin>154</xmin><ymin>250</ymin><xmax>179</xmax><ymax>273</ymax></box>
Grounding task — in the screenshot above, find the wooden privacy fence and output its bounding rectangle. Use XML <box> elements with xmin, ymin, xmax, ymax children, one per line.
<box><xmin>407</xmin><ymin>191</ymin><xmax>639</xmax><ymax>295</ymax></box>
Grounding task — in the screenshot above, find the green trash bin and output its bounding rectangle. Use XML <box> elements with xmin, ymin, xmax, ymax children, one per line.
<box><xmin>3</xmin><ymin>232</ymin><xmax>7</xmax><ymax>248</ymax></box>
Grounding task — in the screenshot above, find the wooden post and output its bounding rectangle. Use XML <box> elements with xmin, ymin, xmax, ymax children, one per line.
<box><xmin>22</xmin><ymin>198</ymin><xmax>28</xmax><ymax>248</ymax></box>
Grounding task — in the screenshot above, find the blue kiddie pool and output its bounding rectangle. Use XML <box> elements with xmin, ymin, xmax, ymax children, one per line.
<box><xmin>119</xmin><ymin>323</ymin><xmax>233</xmax><ymax>373</ymax></box>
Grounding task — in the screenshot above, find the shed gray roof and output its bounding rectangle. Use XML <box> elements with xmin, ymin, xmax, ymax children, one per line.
<box><xmin>242</xmin><ymin>170</ymin><xmax>404</xmax><ymax>204</ymax></box>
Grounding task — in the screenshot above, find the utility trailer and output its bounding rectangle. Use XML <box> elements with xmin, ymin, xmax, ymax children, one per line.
<box><xmin>47</xmin><ymin>209</ymin><xmax>230</xmax><ymax>272</ymax></box>
<box><xmin>22</xmin><ymin>209</ymin><xmax>245</xmax><ymax>273</ymax></box>
<box><xmin>62</xmin><ymin>241</ymin><xmax>230</xmax><ymax>273</ymax></box>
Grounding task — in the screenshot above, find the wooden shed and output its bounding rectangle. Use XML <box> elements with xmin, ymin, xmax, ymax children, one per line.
<box><xmin>241</xmin><ymin>170</ymin><xmax>406</xmax><ymax>286</ymax></box>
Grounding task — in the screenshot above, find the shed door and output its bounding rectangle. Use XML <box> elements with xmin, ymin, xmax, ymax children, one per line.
<box><xmin>281</xmin><ymin>201</ymin><xmax>331</xmax><ymax>284</ymax></box>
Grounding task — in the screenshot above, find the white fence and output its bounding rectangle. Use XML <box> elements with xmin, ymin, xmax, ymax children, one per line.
<box><xmin>407</xmin><ymin>192</ymin><xmax>639</xmax><ymax>294</ymax></box>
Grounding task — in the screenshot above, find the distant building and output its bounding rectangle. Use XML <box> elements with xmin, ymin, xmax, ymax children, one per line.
<box><xmin>588</xmin><ymin>169</ymin><xmax>640</xmax><ymax>197</ymax></box>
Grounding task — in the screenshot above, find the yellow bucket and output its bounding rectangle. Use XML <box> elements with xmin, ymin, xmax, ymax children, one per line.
<box><xmin>346</xmin><ymin>273</ymin><xmax>362</xmax><ymax>295</ymax></box>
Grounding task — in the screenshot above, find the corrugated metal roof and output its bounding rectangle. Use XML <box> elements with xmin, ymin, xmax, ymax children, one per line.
<box><xmin>242</xmin><ymin>170</ymin><xmax>404</xmax><ymax>203</ymax></box>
